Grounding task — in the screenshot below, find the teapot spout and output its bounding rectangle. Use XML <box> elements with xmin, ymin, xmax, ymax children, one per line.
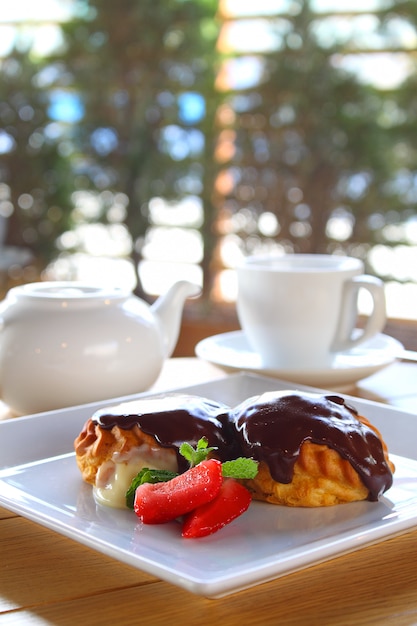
<box><xmin>151</xmin><ymin>280</ymin><xmax>201</xmax><ymax>358</ymax></box>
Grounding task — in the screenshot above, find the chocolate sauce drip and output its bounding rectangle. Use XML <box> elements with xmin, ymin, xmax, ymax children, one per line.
<box><xmin>92</xmin><ymin>393</ymin><xmax>236</xmax><ymax>473</ymax></box>
<box><xmin>229</xmin><ymin>391</ymin><xmax>393</xmax><ymax>501</ymax></box>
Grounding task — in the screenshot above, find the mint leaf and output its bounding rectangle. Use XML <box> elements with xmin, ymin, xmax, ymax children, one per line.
<box><xmin>179</xmin><ymin>437</ymin><xmax>218</xmax><ymax>467</ymax></box>
<box><xmin>125</xmin><ymin>468</ymin><xmax>177</xmax><ymax>509</ymax></box>
<box><xmin>222</xmin><ymin>458</ymin><xmax>258</xmax><ymax>480</ymax></box>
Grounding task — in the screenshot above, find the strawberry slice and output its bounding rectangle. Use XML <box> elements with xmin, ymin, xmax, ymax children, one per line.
<box><xmin>134</xmin><ymin>458</ymin><xmax>222</xmax><ymax>524</ymax></box>
<box><xmin>182</xmin><ymin>478</ymin><xmax>252</xmax><ymax>538</ymax></box>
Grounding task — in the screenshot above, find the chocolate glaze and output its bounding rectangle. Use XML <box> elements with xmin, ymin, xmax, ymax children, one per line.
<box><xmin>90</xmin><ymin>390</ymin><xmax>393</xmax><ymax>501</ymax></box>
<box><xmin>91</xmin><ymin>393</ymin><xmax>236</xmax><ymax>473</ymax></box>
<box><xmin>229</xmin><ymin>391</ymin><xmax>393</xmax><ymax>501</ymax></box>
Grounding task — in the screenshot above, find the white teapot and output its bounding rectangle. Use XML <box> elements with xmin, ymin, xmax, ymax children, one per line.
<box><xmin>0</xmin><ymin>280</ymin><xmax>200</xmax><ymax>415</ymax></box>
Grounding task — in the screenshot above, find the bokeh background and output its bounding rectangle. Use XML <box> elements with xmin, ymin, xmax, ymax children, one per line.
<box><xmin>1</xmin><ymin>0</ymin><xmax>417</xmax><ymax>327</ymax></box>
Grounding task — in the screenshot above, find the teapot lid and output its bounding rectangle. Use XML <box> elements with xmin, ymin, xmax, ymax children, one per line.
<box><xmin>8</xmin><ymin>281</ymin><xmax>130</xmax><ymax>302</ymax></box>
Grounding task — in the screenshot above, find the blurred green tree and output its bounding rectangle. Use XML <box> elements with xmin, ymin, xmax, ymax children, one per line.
<box><xmin>0</xmin><ymin>49</ymin><xmax>75</xmax><ymax>284</ymax></box>
<box><xmin>56</xmin><ymin>0</ymin><xmax>221</xmax><ymax>297</ymax></box>
<box><xmin>215</xmin><ymin>0</ymin><xmax>417</xmax><ymax>278</ymax></box>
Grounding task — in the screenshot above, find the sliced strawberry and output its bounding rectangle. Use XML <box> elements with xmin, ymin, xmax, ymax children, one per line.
<box><xmin>181</xmin><ymin>478</ymin><xmax>252</xmax><ymax>539</ymax></box>
<box><xmin>134</xmin><ymin>458</ymin><xmax>222</xmax><ymax>524</ymax></box>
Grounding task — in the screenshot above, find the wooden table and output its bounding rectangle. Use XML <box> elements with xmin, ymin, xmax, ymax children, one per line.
<box><xmin>1</xmin><ymin>357</ymin><xmax>417</xmax><ymax>625</ymax></box>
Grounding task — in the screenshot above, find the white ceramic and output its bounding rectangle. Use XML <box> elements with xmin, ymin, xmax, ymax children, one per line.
<box><xmin>1</xmin><ymin>375</ymin><xmax>416</xmax><ymax>598</ymax></box>
<box><xmin>0</xmin><ymin>280</ymin><xmax>200</xmax><ymax>415</ymax></box>
<box><xmin>195</xmin><ymin>331</ymin><xmax>403</xmax><ymax>389</ymax></box>
<box><xmin>237</xmin><ymin>254</ymin><xmax>386</xmax><ymax>369</ymax></box>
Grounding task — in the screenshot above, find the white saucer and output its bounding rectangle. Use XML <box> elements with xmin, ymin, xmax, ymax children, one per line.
<box><xmin>195</xmin><ymin>331</ymin><xmax>403</xmax><ymax>389</ymax></box>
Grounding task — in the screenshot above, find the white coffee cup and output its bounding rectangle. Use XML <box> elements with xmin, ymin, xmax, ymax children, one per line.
<box><xmin>236</xmin><ymin>254</ymin><xmax>386</xmax><ymax>369</ymax></box>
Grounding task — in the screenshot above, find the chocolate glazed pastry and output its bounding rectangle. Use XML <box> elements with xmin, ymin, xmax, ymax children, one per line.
<box><xmin>228</xmin><ymin>391</ymin><xmax>395</xmax><ymax>507</ymax></box>
<box><xmin>74</xmin><ymin>393</ymin><xmax>237</xmax><ymax>508</ymax></box>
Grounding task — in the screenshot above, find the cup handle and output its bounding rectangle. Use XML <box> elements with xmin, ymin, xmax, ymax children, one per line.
<box><xmin>332</xmin><ymin>275</ymin><xmax>386</xmax><ymax>353</ymax></box>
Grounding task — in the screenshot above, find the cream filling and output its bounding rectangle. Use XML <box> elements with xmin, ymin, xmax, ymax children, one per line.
<box><xmin>93</xmin><ymin>447</ymin><xmax>177</xmax><ymax>509</ymax></box>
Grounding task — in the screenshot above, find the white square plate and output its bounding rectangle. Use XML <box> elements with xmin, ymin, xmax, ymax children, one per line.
<box><xmin>1</xmin><ymin>373</ymin><xmax>417</xmax><ymax>598</ymax></box>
